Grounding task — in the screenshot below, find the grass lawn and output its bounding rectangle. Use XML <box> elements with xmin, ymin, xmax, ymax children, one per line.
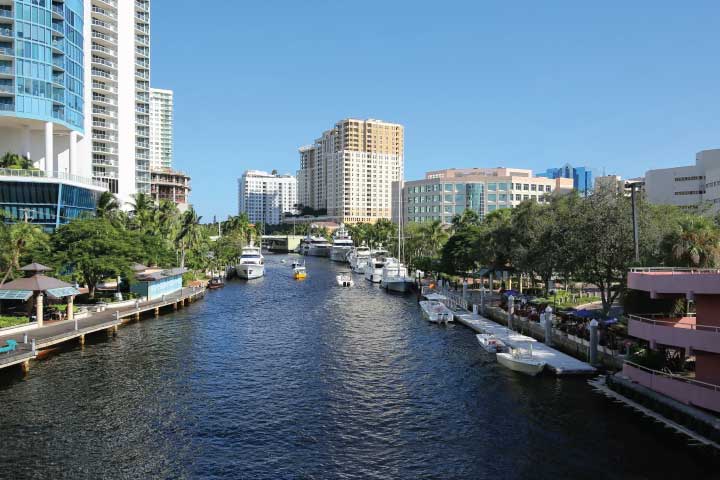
<box><xmin>531</xmin><ymin>291</ymin><xmax>601</xmax><ymax>309</ymax></box>
<box><xmin>0</xmin><ymin>316</ymin><xmax>30</xmax><ymax>329</ymax></box>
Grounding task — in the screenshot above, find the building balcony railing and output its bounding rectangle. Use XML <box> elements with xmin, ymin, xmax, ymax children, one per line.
<box><xmin>0</xmin><ymin>47</ymin><xmax>14</xmax><ymax>56</ymax></box>
<box><xmin>92</xmin><ymin>18</ymin><xmax>117</xmax><ymax>33</ymax></box>
<box><xmin>92</xmin><ymin>31</ymin><xmax>117</xmax><ymax>44</ymax></box>
<box><xmin>0</xmin><ymin>83</ymin><xmax>13</xmax><ymax>93</ymax></box>
<box><xmin>0</xmin><ymin>102</ymin><xmax>14</xmax><ymax>111</ymax></box>
<box><xmin>0</xmin><ymin>66</ymin><xmax>12</xmax><ymax>74</ymax></box>
<box><xmin>0</xmin><ymin>10</ymin><xmax>12</xmax><ymax>19</ymax></box>
<box><xmin>52</xmin><ymin>4</ymin><xmax>64</xmax><ymax>17</ymax></box>
<box><xmin>627</xmin><ymin>313</ymin><xmax>720</xmax><ymax>354</ymax></box>
<box><xmin>628</xmin><ymin>267</ymin><xmax>720</xmax><ymax>296</ymax></box>
<box><xmin>0</xmin><ymin>26</ymin><xmax>12</xmax><ymax>37</ymax></box>
<box><xmin>92</xmin><ymin>43</ymin><xmax>117</xmax><ymax>57</ymax></box>
<box><xmin>0</xmin><ymin>168</ymin><xmax>105</xmax><ymax>188</ymax></box>
<box><xmin>92</xmin><ymin>6</ymin><xmax>117</xmax><ymax>20</ymax></box>
<box><xmin>623</xmin><ymin>361</ymin><xmax>720</xmax><ymax>413</ymax></box>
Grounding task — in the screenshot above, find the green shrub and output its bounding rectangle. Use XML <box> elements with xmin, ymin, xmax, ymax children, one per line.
<box><xmin>0</xmin><ymin>316</ymin><xmax>29</xmax><ymax>328</ymax></box>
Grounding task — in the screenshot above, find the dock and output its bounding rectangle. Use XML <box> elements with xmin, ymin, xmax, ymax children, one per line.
<box><xmin>0</xmin><ymin>286</ymin><xmax>205</xmax><ymax>372</ymax></box>
<box><xmin>454</xmin><ymin>311</ymin><xmax>596</xmax><ymax>375</ymax></box>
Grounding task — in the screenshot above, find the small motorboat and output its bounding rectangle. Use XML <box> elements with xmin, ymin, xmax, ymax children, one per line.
<box><xmin>419</xmin><ymin>300</ymin><xmax>454</xmax><ymax>324</ymax></box>
<box><xmin>496</xmin><ymin>343</ymin><xmax>546</xmax><ymax>376</ymax></box>
<box><xmin>290</xmin><ymin>259</ymin><xmax>302</xmax><ymax>268</ymax></box>
<box><xmin>207</xmin><ymin>277</ymin><xmax>225</xmax><ymax>289</ymax></box>
<box><xmin>336</xmin><ymin>273</ymin><xmax>354</xmax><ymax>287</ymax></box>
<box><xmin>293</xmin><ymin>265</ymin><xmax>307</xmax><ymax>280</ymax></box>
<box><xmin>476</xmin><ymin>334</ymin><xmax>505</xmax><ymax>353</ymax></box>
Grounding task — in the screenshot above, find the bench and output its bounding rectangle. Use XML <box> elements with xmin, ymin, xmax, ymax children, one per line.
<box><xmin>0</xmin><ymin>339</ymin><xmax>17</xmax><ymax>354</ymax></box>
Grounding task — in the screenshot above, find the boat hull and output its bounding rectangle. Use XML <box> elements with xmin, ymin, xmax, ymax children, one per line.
<box><xmin>496</xmin><ymin>353</ymin><xmax>545</xmax><ymax>376</ymax></box>
<box><xmin>365</xmin><ymin>269</ymin><xmax>383</xmax><ymax>283</ymax></box>
<box><xmin>307</xmin><ymin>247</ymin><xmax>330</xmax><ymax>257</ymax></box>
<box><xmin>381</xmin><ymin>279</ymin><xmax>413</xmax><ymax>293</ymax></box>
<box><xmin>476</xmin><ymin>334</ymin><xmax>504</xmax><ymax>353</ymax></box>
<box><xmin>330</xmin><ymin>248</ymin><xmax>351</xmax><ymax>262</ymax></box>
<box><xmin>419</xmin><ymin>301</ymin><xmax>454</xmax><ymax>323</ymax></box>
<box><xmin>237</xmin><ymin>264</ymin><xmax>265</xmax><ymax>279</ymax></box>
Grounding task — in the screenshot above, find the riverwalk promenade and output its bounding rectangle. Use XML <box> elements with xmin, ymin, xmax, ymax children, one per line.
<box><xmin>0</xmin><ymin>286</ymin><xmax>205</xmax><ymax>372</ymax></box>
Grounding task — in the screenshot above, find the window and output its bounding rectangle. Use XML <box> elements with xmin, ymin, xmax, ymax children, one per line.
<box><xmin>531</xmin><ymin>184</ymin><xmax>537</xmax><ymax>191</ymax></box>
<box><xmin>444</xmin><ymin>184</ymin><xmax>453</xmax><ymax>192</ymax></box>
<box><xmin>488</xmin><ymin>194</ymin><xmax>497</xmax><ymax>202</ymax></box>
<box><xmin>498</xmin><ymin>183</ymin><xmax>507</xmax><ymax>191</ymax></box>
<box><xmin>523</xmin><ymin>184</ymin><xmax>529</xmax><ymax>190</ymax></box>
<box><xmin>488</xmin><ymin>183</ymin><xmax>497</xmax><ymax>191</ymax></box>
<box><xmin>545</xmin><ymin>185</ymin><xmax>551</xmax><ymax>192</ymax></box>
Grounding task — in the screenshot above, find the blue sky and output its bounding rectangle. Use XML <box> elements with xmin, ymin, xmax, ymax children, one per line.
<box><xmin>151</xmin><ymin>1</ymin><xmax>720</xmax><ymax>220</ymax></box>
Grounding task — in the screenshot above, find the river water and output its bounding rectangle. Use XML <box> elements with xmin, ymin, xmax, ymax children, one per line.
<box><xmin>0</xmin><ymin>254</ymin><xmax>714</xmax><ymax>479</ymax></box>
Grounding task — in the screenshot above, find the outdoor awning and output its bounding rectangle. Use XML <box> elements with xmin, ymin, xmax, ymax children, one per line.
<box><xmin>46</xmin><ymin>287</ymin><xmax>81</xmax><ymax>299</ymax></box>
<box><xmin>0</xmin><ymin>290</ymin><xmax>33</xmax><ymax>301</ymax></box>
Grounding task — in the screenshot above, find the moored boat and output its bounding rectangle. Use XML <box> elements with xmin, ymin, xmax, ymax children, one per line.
<box><xmin>496</xmin><ymin>344</ymin><xmax>546</xmax><ymax>376</ymax></box>
<box><xmin>330</xmin><ymin>224</ymin><xmax>354</xmax><ymax>262</ymax></box>
<box><xmin>207</xmin><ymin>277</ymin><xmax>225</xmax><ymax>289</ymax></box>
<box><xmin>302</xmin><ymin>235</ymin><xmax>332</xmax><ymax>257</ymax></box>
<box><xmin>380</xmin><ymin>257</ymin><xmax>414</xmax><ymax>293</ymax></box>
<box><xmin>419</xmin><ymin>300</ymin><xmax>454</xmax><ymax>324</ymax></box>
<box><xmin>476</xmin><ymin>334</ymin><xmax>505</xmax><ymax>353</ymax></box>
<box><xmin>236</xmin><ymin>244</ymin><xmax>265</xmax><ymax>279</ymax></box>
<box><xmin>348</xmin><ymin>244</ymin><xmax>371</xmax><ymax>273</ymax></box>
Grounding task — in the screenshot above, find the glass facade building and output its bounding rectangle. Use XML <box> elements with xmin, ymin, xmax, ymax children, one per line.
<box><xmin>539</xmin><ymin>164</ymin><xmax>595</xmax><ymax>194</ymax></box>
<box><xmin>405</xmin><ymin>182</ymin><xmax>487</xmax><ymax>224</ymax></box>
<box><xmin>0</xmin><ymin>0</ymin><xmax>84</xmax><ymax>131</ymax></box>
<box><xmin>0</xmin><ymin>179</ymin><xmax>100</xmax><ymax>231</ymax></box>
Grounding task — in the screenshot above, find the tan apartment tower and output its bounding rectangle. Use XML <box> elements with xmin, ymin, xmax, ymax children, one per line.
<box><xmin>297</xmin><ymin>118</ymin><xmax>404</xmax><ymax>224</ymax></box>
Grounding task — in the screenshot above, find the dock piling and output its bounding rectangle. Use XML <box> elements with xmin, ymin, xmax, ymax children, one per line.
<box><xmin>544</xmin><ymin>306</ymin><xmax>553</xmax><ymax>347</ymax></box>
<box><xmin>589</xmin><ymin>320</ymin><xmax>599</xmax><ymax>365</ymax></box>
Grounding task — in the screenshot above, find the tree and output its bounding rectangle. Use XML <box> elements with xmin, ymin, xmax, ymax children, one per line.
<box><xmin>128</xmin><ymin>193</ymin><xmax>157</xmax><ymax>231</ymax></box>
<box><xmin>565</xmin><ymin>190</ymin><xmax>635</xmax><ymax>316</ymax></box>
<box><xmin>0</xmin><ymin>222</ymin><xmax>49</xmax><ymax>286</ymax></box>
<box><xmin>176</xmin><ymin>207</ymin><xmax>204</xmax><ymax>269</ymax></box>
<box><xmin>663</xmin><ymin>216</ymin><xmax>720</xmax><ymax>267</ymax></box>
<box><xmin>0</xmin><ymin>152</ymin><xmax>34</xmax><ymax>170</ymax></box>
<box><xmin>52</xmin><ymin>218</ymin><xmax>139</xmax><ymax>298</ymax></box>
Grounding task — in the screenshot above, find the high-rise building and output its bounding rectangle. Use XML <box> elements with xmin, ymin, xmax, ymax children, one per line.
<box><xmin>0</xmin><ymin>0</ymin><xmax>105</xmax><ymax>231</ymax></box>
<box><xmin>149</xmin><ymin>87</ymin><xmax>172</xmax><ymax>170</ymax></box>
<box><xmin>644</xmin><ymin>149</ymin><xmax>720</xmax><ymax>212</ymax></box>
<box><xmin>297</xmin><ymin>118</ymin><xmax>404</xmax><ymax>224</ymax></box>
<box><xmin>395</xmin><ymin>167</ymin><xmax>573</xmax><ymax>225</ymax></box>
<box><xmin>88</xmin><ymin>0</ymin><xmax>151</xmax><ymax>204</ymax></box>
<box><xmin>538</xmin><ymin>164</ymin><xmax>595</xmax><ymax>194</ymax></box>
<box><xmin>151</xmin><ymin>168</ymin><xmax>190</xmax><ymax>212</ymax></box>
<box><xmin>238</xmin><ymin>170</ymin><xmax>297</xmax><ymax>225</ymax></box>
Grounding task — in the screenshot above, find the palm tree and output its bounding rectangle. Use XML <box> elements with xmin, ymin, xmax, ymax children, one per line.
<box><xmin>668</xmin><ymin>217</ymin><xmax>720</xmax><ymax>267</ymax></box>
<box><xmin>419</xmin><ymin>219</ymin><xmax>449</xmax><ymax>257</ymax></box>
<box><xmin>176</xmin><ymin>207</ymin><xmax>203</xmax><ymax>269</ymax></box>
<box><xmin>128</xmin><ymin>193</ymin><xmax>157</xmax><ymax>231</ymax></box>
<box><xmin>157</xmin><ymin>200</ymin><xmax>180</xmax><ymax>240</ymax></box>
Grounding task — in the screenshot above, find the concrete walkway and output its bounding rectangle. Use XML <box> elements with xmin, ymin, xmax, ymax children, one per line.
<box><xmin>0</xmin><ymin>287</ymin><xmax>205</xmax><ymax>371</ymax></box>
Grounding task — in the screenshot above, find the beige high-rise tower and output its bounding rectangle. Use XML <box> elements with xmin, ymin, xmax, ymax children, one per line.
<box><xmin>297</xmin><ymin>118</ymin><xmax>404</xmax><ymax>224</ymax></box>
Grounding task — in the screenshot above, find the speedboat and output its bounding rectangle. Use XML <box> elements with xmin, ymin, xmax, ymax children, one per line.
<box><xmin>476</xmin><ymin>334</ymin><xmax>505</xmax><ymax>353</ymax></box>
<box><xmin>348</xmin><ymin>244</ymin><xmax>371</xmax><ymax>273</ymax></box>
<box><xmin>336</xmin><ymin>273</ymin><xmax>354</xmax><ymax>287</ymax></box>
<box><xmin>303</xmin><ymin>235</ymin><xmax>332</xmax><ymax>257</ymax></box>
<box><xmin>496</xmin><ymin>343</ymin><xmax>546</xmax><ymax>376</ymax></box>
<box><xmin>419</xmin><ymin>300</ymin><xmax>454</xmax><ymax>324</ymax></box>
<box><xmin>207</xmin><ymin>277</ymin><xmax>225</xmax><ymax>289</ymax></box>
<box><xmin>330</xmin><ymin>224</ymin><xmax>354</xmax><ymax>262</ymax></box>
<box><xmin>293</xmin><ymin>263</ymin><xmax>307</xmax><ymax>279</ymax></box>
<box><xmin>290</xmin><ymin>258</ymin><xmax>303</xmax><ymax>268</ymax></box>
<box><xmin>236</xmin><ymin>244</ymin><xmax>265</xmax><ymax>279</ymax></box>
<box><xmin>380</xmin><ymin>257</ymin><xmax>414</xmax><ymax>293</ymax></box>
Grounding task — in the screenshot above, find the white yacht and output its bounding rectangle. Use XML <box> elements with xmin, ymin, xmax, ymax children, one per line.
<box><xmin>348</xmin><ymin>244</ymin><xmax>371</xmax><ymax>273</ymax></box>
<box><xmin>330</xmin><ymin>224</ymin><xmax>354</xmax><ymax>262</ymax></box>
<box><xmin>380</xmin><ymin>257</ymin><xmax>414</xmax><ymax>293</ymax></box>
<box><xmin>302</xmin><ymin>235</ymin><xmax>332</xmax><ymax>257</ymax></box>
<box><xmin>364</xmin><ymin>254</ymin><xmax>387</xmax><ymax>283</ymax></box>
<box><xmin>236</xmin><ymin>244</ymin><xmax>265</xmax><ymax>279</ymax></box>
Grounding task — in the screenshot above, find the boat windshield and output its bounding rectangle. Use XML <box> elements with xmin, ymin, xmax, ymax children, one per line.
<box><xmin>241</xmin><ymin>254</ymin><xmax>262</xmax><ymax>259</ymax></box>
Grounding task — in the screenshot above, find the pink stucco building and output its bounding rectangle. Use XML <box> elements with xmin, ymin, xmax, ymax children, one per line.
<box><xmin>625</xmin><ymin>268</ymin><xmax>720</xmax><ymax>413</ymax></box>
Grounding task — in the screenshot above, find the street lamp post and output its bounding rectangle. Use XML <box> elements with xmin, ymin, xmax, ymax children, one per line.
<box><xmin>628</xmin><ymin>181</ymin><xmax>644</xmax><ymax>263</ymax></box>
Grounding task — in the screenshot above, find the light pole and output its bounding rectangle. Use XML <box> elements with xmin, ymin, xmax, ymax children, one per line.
<box><xmin>627</xmin><ymin>180</ymin><xmax>645</xmax><ymax>263</ymax></box>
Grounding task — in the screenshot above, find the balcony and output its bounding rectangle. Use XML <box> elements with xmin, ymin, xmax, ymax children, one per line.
<box><xmin>0</xmin><ymin>46</ymin><xmax>13</xmax><ymax>56</ymax></box>
<box><xmin>627</xmin><ymin>314</ymin><xmax>720</xmax><ymax>354</ymax></box>
<box><xmin>92</xmin><ymin>18</ymin><xmax>117</xmax><ymax>33</ymax></box>
<box><xmin>91</xmin><ymin>6</ymin><xmax>116</xmax><ymax>20</ymax></box>
<box><xmin>0</xmin><ymin>83</ymin><xmax>13</xmax><ymax>94</ymax></box>
<box><xmin>0</xmin><ymin>26</ymin><xmax>11</xmax><ymax>38</ymax></box>
<box><xmin>52</xmin><ymin>3</ymin><xmax>63</xmax><ymax>18</ymax></box>
<box><xmin>623</xmin><ymin>362</ymin><xmax>720</xmax><ymax>413</ymax></box>
<box><xmin>628</xmin><ymin>267</ymin><xmax>720</xmax><ymax>296</ymax></box>
<box><xmin>0</xmin><ymin>167</ymin><xmax>104</xmax><ymax>188</ymax></box>
<box><xmin>92</xmin><ymin>43</ymin><xmax>117</xmax><ymax>57</ymax></box>
<box><xmin>0</xmin><ymin>102</ymin><xmax>14</xmax><ymax>111</ymax></box>
<box><xmin>0</xmin><ymin>10</ymin><xmax>12</xmax><ymax>20</ymax></box>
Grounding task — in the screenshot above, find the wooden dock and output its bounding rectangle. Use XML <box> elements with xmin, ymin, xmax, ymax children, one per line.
<box><xmin>454</xmin><ymin>311</ymin><xmax>596</xmax><ymax>376</ymax></box>
<box><xmin>0</xmin><ymin>286</ymin><xmax>205</xmax><ymax>372</ymax></box>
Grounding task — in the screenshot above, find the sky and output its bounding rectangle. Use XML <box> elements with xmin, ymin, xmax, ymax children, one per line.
<box><xmin>151</xmin><ymin>1</ymin><xmax>720</xmax><ymax>221</ymax></box>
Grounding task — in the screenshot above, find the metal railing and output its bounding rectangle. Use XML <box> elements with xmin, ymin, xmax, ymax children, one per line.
<box><xmin>625</xmin><ymin>360</ymin><xmax>720</xmax><ymax>392</ymax></box>
<box><xmin>626</xmin><ymin>313</ymin><xmax>720</xmax><ymax>332</ymax></box>
<box><xmin>629</xmin><ymin>267</ymin><xmax>720</xmax><ymax>274</ymax></box>
<box><xmin>0</xmin><ymin>168</ymin><xmax>105</xmax><ymax>188</ymax></box>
